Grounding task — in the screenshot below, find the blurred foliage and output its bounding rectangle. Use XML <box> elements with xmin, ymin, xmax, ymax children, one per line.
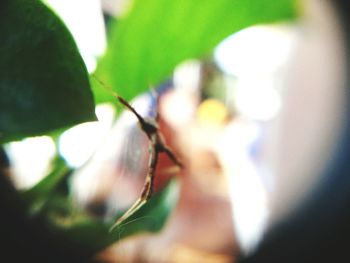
<box><xmin>21</xmin><ymin>156</ymin><xmax>71</xmax><ymax>215</ymax></box>
<box><xmin>52</xmin><ymin>179</ymin><xmax>179</xmax><ymax>253</ymax></box>
<box><xmin>0</xmin><ymin>0</ymin><xmax>96</xmax><ymax>143</ymax></box>
<box><xmin>94</xmin><ymin>0</ymin><xmax>296</xmax><ymax>102</ymax></box>
<box><xmin>21</xmin><ymin>158</ymin><xmax>179</xmax><ymax>254</ymax></box>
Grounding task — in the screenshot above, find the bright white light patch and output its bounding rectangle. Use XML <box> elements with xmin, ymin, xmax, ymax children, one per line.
<box><xmin>216</xmin><ymin>120</ymin><xmax>267</xmax><ymax>254</ymax></box>
<box><xmin>234</xmin><ymin>77</ymin><xmax>281</xmax><ymax>121</ymax></box>
<box><xmin>173</xmin><ymin>60</ymin><xmax>201</xmax><ymax>92</ymax></box>
<box><xmin>59</xmin><ymin>104</ymin><xmax>115</xmax><ymax>168</ymax></box>
<box><xmin>214</xmin><ymin>25</ymin><xmax>295</xmax><ymax>77</ymax></box>
<box><xmin>45</xmin><ymin>0</ymin><xmax>106</xmax><ymax>72</ymax></box>
<box><xmin>6</xmin><ymin>136</ymin><xmax>56</xmax><ymax>189</ymax></box>
<box><xmin>214</xmin><ymin>25</ymin><xmax>297</xmax><ymax>252</ymax></box>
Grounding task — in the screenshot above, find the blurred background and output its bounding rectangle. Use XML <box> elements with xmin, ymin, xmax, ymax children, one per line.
<box><xmin>3</xmin><ymin>0</ymin><xmax>347</xmax><ymax>262</ymax></box>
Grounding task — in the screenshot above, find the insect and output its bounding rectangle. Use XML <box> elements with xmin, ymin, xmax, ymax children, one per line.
<box><xmin>109</xmin><ymin>94</ymin><xmax>183</xmax><ymax>230</ymax></box>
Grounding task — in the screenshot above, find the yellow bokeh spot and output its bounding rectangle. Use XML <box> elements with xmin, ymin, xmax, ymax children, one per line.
<box><xmin>196</xmin><ymin>99</ymin><xmax>229</xmax><ymax>126</ymax></box>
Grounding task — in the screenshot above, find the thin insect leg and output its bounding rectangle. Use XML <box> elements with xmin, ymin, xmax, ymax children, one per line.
<box><xmin>161</xmin><ymin>145</ymin><xmax>184</xmax><ymax>168</ymax></box>
<box><xmin>115</xmin><ymin>95</ymin><xmax>145</xmax><ymax>125</ymax></box>
<box><xmin>141</xmin><ymin>137</ymin><xmax>159</xmax><ymax>200</ymax></box>
<box><xmin>92</xmin><ymin>75</ymin><xmax>154</xmax><ymax>127</ymax></box>
<box><xmin>155</xmin><ymin>133</ymin><xmax>184</xmax><ymax>168</ymax></box>
<box><xmin>110</xmin><ymin>198</ymin><xmax>147</xmax><ymax>230</ymax></box>
<box><xmin>115</xmin><ymin>95</ymin><xmax>158</xmax><ymax>139</ymax></box>
<box><xmin>92</xmin><ymin>76</ymin><xmax>146</xmax><ymax>128</ymax></box>
<box><xmin>91</xmin><ymin>74</ymin><xmax>114</xmax><ymax>94</ymax></box>
<box><xmin>110</xmin><ymin>138</ymin><xmax>159</xmax><ymax>229</ymax></box>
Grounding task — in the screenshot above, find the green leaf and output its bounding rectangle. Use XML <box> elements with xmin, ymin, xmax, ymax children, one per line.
<box><xmin>95</xmin><ymin>0</ymin><xmax>297</xmax><ymax>101</ymax></box>
<box><xmin>21</xmin><ymin>155</ymin><xmax>71</xmax><ymax>215</ymax></box>
<box><xmin>51</xmin><ymin>179</ymin><xmax>180</xmax><ymax>253</ymax></box>
<box><xmin>0</xmin><ymin>0</ymin><xmax>96</xmax><ymax>142</ymax></box>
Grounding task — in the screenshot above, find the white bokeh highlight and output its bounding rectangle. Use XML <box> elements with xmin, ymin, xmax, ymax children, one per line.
<box><xmin>45</xmin><ymin>0</ymin><xmax>107</xmax><ymax>72</ymax></box>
